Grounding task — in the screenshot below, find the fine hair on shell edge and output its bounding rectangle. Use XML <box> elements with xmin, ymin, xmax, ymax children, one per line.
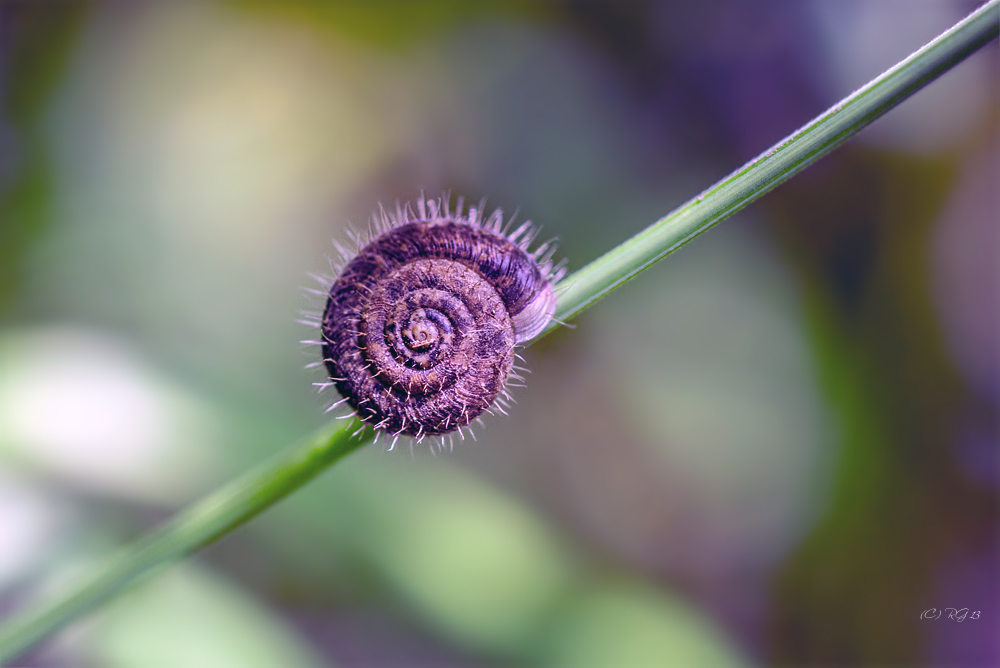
<box><xmin>298</xmin><ymin>192</ymin><xmax>568</xmax><ymax>453</ymax></box>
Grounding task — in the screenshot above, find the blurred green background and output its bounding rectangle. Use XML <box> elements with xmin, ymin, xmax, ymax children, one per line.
<box><xmin>0</xmin><ymin>1</ymin><xmax>996</xmax><ymax>666</ymax></box>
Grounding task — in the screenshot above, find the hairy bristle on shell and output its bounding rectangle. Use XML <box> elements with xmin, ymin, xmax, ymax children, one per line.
<box><xmin>302</xmin><ymin>192</ymin><xmax>567</xmax><ymax>447</ymax></box>
<box><xmin>320</xmin><ymin>193</ymin><xmax>567</xmax><ymax>285</ymax></box>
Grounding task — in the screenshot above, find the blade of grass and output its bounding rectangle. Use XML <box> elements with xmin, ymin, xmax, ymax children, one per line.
<box><xmin>546</xmin><ymin>0</ymin><xmax>999</xmax><ymax>333</ymax></box>
<box><xmin>1</xmin><ymin>1</ymin><xmax>996</xmax><ymax>663</ymax></box>
<box><xmin>0</xmin><ymin>419</ymin><xmax>372</xmax><ymax>663</ymax></box>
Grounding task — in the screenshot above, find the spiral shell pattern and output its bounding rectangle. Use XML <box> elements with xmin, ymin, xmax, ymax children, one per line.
<box><xmin>320</xmin><ymin>195</ymin><xmax>565</xmax><ymax>439</ymax></box>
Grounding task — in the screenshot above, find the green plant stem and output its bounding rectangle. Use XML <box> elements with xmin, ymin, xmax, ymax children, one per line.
<box><xmin>1</xmin><ymin>1</ymin><xmax>997</xmax><ymax>663</ymax></box>
<box><xmin>0</xmin><ymin>419</ymin><xmax>372</xmax><ymax>663</ymax></box>
<box><xmin>546</xmin><ymin>0</ymin><xmax>999</xmax><ymax>333</ymax></box>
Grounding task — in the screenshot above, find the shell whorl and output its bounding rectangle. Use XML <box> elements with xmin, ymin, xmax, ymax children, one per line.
<box><xmin>320</xmin><ymin>195</ymin><xmax>565</xmax><ymax>439</ymax></box>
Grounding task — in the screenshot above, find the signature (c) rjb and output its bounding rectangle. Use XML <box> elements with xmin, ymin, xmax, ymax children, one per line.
<box><xmin>920</xmin><ymin>608</ymin><xmax>980</xmax><ymax>621</ymax></box>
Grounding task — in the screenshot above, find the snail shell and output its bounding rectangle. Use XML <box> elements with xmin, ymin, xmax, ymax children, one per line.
<box><xmin>320</xmin><ymin>195</ymin><xmax>565</xmax><ymax>440</ymax></box>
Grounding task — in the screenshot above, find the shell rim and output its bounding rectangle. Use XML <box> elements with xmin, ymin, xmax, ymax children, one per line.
<box><xmin>300</xmin><ymin>192</ymin><xmax>568</xmax><ymax>452</ymax></box>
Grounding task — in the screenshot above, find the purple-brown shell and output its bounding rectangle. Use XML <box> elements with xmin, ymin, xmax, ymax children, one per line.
<box><xmin>320</xmin><ymin>195</ymin><xmax>565</xmax><ymax>440</ymax></box>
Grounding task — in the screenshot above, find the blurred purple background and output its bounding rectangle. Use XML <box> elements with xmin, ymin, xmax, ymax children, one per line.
<box><xmin>0</xmin><ymin>1</ymin><xmax>997</xmax><ymax>666</ymax></box>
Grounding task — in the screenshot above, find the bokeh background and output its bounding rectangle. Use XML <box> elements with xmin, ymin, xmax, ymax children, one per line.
<box><xmin>0</xmin><ymin>1</ymin><xmax>997</xmax><ymax>666</ymax></box>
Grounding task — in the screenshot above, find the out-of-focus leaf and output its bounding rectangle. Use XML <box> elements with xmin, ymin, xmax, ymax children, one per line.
<box><xmin>85</xmin><ymin>564</ymin><xmax>325</xmax><ymax>668</ymax></box>
<box><xmin>0</xmin><ymin>328</ymin><xmax>223</xmax><ymax>504</ymax></box>
<box><xmin>235</xmin><ymin>0</ymin><xmax>544</xmax><ymax>50</ymax></box>
<box><xmin>542</xmin><ymin>581</ymin><xmax>746</xmax><ymax>668</ymax></box>
<box><xmin>0</xmin><ymin>2</ymin><xmax>90</xmax><ymax>309</ymax></box>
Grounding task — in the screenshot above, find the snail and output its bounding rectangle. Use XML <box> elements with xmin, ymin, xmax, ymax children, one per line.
<box><xmin>306</xmin><ymin>194</ymin><xmax>566</xmax><ymax>449</ymax></box>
